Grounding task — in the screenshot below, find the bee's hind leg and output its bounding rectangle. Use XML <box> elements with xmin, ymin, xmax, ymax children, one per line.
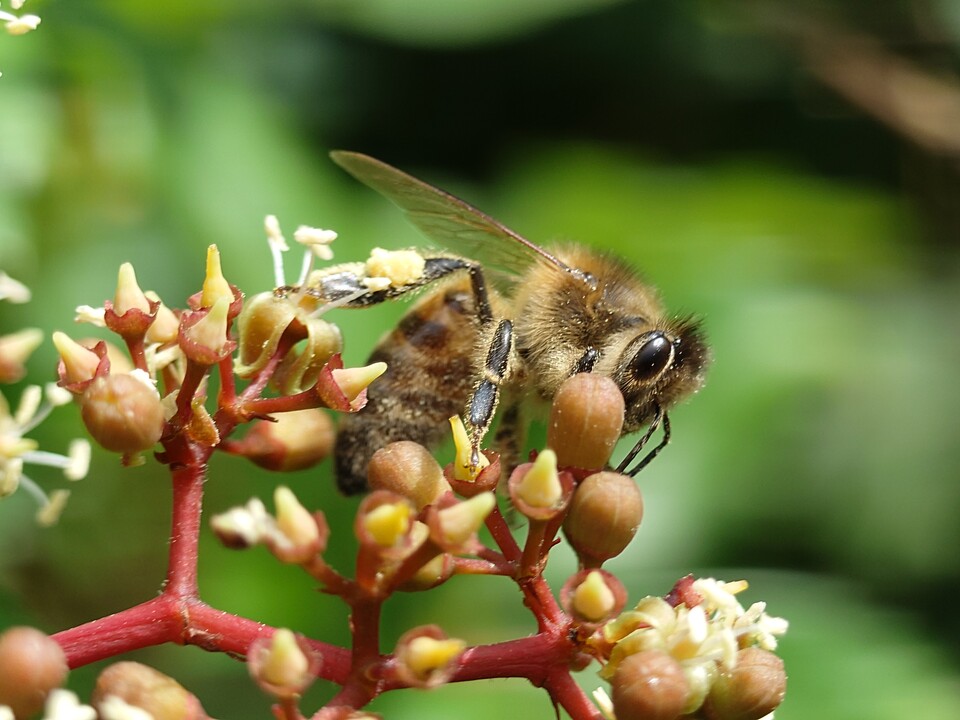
<box><xmin>465</xmin><ymin>318</ymin><xmax>513</xmax><ymax>468</ymax></box>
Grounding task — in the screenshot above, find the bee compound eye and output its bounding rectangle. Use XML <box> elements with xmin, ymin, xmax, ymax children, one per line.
<box><xmin>629</xmin><ymin>332</ymin><xmax>674</xmax><ymax>381</ymax></box>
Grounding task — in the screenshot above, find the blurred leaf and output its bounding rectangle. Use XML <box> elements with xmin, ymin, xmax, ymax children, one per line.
<box><xmin>314</xmin><ymin>0</ymin><xmax>629</xmax><ymax>46</ymax></box>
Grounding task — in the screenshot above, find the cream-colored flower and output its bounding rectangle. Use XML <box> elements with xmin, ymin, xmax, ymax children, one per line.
<box><xmin>41</xmin><ymin>689</ymin><xmax>96</xmax><ymax>720</ymax></box>
<box><xmin>0</xmin><ymin>387</ymin><xmax>91</xmax><ymax>524</ymax></box>
<box><xmin>0</xmin><ymin>271</ymin><xmax>31</xmax><ymax>303</ymax></box>
<box><xmin>599</xmin><ymin>578</ymin><xmax>788</xmax><ymax>717</ymax></box>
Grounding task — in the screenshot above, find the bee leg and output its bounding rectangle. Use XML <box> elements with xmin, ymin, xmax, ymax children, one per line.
<box><xmin>467</xmin><ymin>319</ymin><xmax>513</xmax><ymax>468</ymax></box>
<box><xmin>616</xmin><ymin>406</ymin><xmax>671</xmax><ymax>476</ymax></box>
<box><xmin>571</xmin><ymin>347</ymin><xmax>599</xmax><ymax>374</ymax></box>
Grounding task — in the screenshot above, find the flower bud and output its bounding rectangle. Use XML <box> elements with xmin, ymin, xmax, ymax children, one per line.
<box><xmin>508</xmin><ymin>450</ymin><xmax>573</xmax><ymax>521</ymax></box>
<box><xmin>106</xmin><ymin>263</ymin><xmax>159</xmax><ymax>339</ymax></box>
<box><xmin>53</xmin><ymin>332</ymin><xmax>106</xmax><ymax>389</ymax></box>
<box><xmin>247</xmin><ymin>629</ymin><xmax>320</xmax><ymax>699</ymax></box>
<box><xmin>547</xmin><ymin>374</ymin><xmax>624</xmax><ymax>470</ymax></box>
<box><xmin>449</xmin><ymin>415</ymin><xmax>489</xmax><ymax>481</ymax></box>
<box><xmin>0</xmin><ymin>328</ymin><xmax>42</xmax><ymax>383</ymax></box>
<box><xmin>80</xmin><ymin>373</ymin><xmax>164</xmax><ymax>454</ymax></box>
<box><xmin>432</xmin><ymin>492</ymin><xmax>495</xmax><ymax>549</ymax></box>
<box><xmin>393</xmin><ymin>626</ymin><xmax>465</xmax><ymax>689</ymax></box>
<box><xmin>564</xmin><ymin>471</ymin><xmax>642</xmax><ymax>566</ymax></box>
<box><xmin>0</xmin><ymin>627</ymin><xmax>68</xmax><ymax>720</ymax></box>
<box><xmin>92</xmin><ymin>662</ymin><xmax>209</xmax><ymax>720</ymax></box>
<box><xmin>702</xmin><ymin>648</ymin><xmax>786</xmax><ymax>720</ymax></box>
<box><xmin>144</xmin><ymin>292</ymin><xmax>180</xmax><ymax>344</ymax></box>
<box><xmin>200</xmin><ymin>245</ymin><xmax>233</xmax><ymax>309</ymax></box>
<box><xmin>562</xmin><ymin>569</ymin><xmax>625</xmax><ymax>624</ymax></box>
<box><xmin>397</xmin><ymin>551</ymin><xmax>454</xmax><ymax>592</ymax></box>
<box><xmin>611</xmin><ymin>650</ymin><xmax>689</xmax><ymax>720</ymax></box>
<box><xmin>238</xmin><ymin>409</ymin><xmax>334</xmax><ymax>472</ymax></box>
<box><xmin>113</xmin><ymin>263</ymin><xmax>152</xmax><ymax>315</ymax></box>
<box><xmin>179</xmin><ymin>297</ymin><xmax>234</xmax><ymax>364</ymax></box>
<box><xmin>367</xmin><ymin>441</ymin><xmax>449</xmax><ymax>509</ymax></box>
<box><xmin>363</xmin><ymin>500</ymin><xmax>413</xmax><ymax>548</ymax></box>
<box><xmin>331</xmin><ymin>362</ymin><xmax>387</xmax><ymax>404</ymax></box>
<box><xmin>273</xmin><ymin>486</ymin><xmax>323</xmax><ymax>563</ymax></box>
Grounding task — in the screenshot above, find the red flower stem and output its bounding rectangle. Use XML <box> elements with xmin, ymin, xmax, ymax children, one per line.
<box><xmin>53</xmin><ymin>596</ymin><xmax>181</xmax><ymax>667</ymax></box>
<box><xmin>53</xmin><ymin>595</ymin><xmax>352</xmax><ymax>683</ymax></box>
<box><xmin>244</xmin><ymin>390</ymin><xmax>326</xmax><ymax>415</ymax></box>
<box><xmin>217</xmin><ymin>353</ymin><xmax>237</xmax><ymax>406</ymax></box>
<box><xmin>124</xmin><ymin>335</ymin><xmax>149</xmax><ymax>373</ymax></box>
<box><xmin>544</xmin><ymin>667</ymin><xmax>604</xmax><ymax>720</ymax></box>
<box><xmin>172</xmin><ymin>360</ymin><xmax>209</xmax><ymax>428</ymax></box>
<box><xmin>166</xmin><ymin>464</ymin><xmax>204</xmax><ymax>597</ymax></box>
<box><xmin>520</xmin><ymin>519</ymin><xmax>548</xmax><ymax>578</ymax></box>
<box><xmin>452</xmin><ymin>557</ymin><xmax>511</xmax><ymax>576</ymax></box>
<box><xmin>485</xmin><ymin>505</ymin><xmax>521</xmax><ymax>562</ymax></box>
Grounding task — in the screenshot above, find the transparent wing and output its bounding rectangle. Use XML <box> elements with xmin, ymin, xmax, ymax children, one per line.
<box><xmin>330</xmin><ymin>151</ymin><xmax>571</xmax><ymax>280</ymax></box>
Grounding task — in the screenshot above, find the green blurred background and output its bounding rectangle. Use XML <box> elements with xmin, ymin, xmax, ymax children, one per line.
<box><xmin>2</xmin><ymin>0</ymin><xmax>960</xmax><ymax>717</ymax></box>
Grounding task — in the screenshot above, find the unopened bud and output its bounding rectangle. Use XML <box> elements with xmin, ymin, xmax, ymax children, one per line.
<box><xmin>434</xmin><ymin>492</ymin><xmax>495</xmax><ymax>548</ymax></box>
<box><xmin>240</xmin><ymin>409</ymin><xmax>334</xmax><ymax>472</ymax></box>
<box><xmin>611</xmin><ymin>650</ymin><xmax>689</xmax><ymax>720</ymax></box>
<box><xmin>515</xmin><ymin>449</ymin><xmax>561</xmax><ymax>508</ymax></box>
<box><xmin>331</xmin><ymin>362</ymin><xmax>387</xmax><ymax>404</ymax></box>
<box><xmin>181</xmin><ymin>297</ymin><xmax>231</xmax><ymax>360</ymax></box>
<box><xmin>92</xmin><ymin>662</ymin><xmax>208</xmax><ymax>720</ymax></box>
<box><xmin>144</xmin><ymin>292</ymin><xmax>179</xmax><ymax>344</ymax></box>
<box><xmin>80</xmin><ymin>373</ymin><xmax>164</xmax><ymax>454</ymax></box>
<box><xmin>273</xmin><ymin>486</ymin><xmax>321</xmax><ymax>562</ymax></box>
<box><xmin>394</xmin><ymin>627</ymin><xmax>465</xmax><ymax>688</ymax></box>
<box><xmin>200</xmin><ymin>245</ymin><xmax>233</xmax><ymax>309</ymax></box>
<box><xmin>0</xmin><ymin>328</ymin><xmax>42</xmax><ymax>383</ymax></box>
<box><xmin>702</xmin><ymin>648</ymin><xmax>786</xmax><ymax>720</ymax></box>
<box><xmin>113</xmin><ymin>263</ymin><xmax>152</xmax><ymax>315</ymax></box>
<box><xmin>363</xmin><ymin>501</ymin><xmax>413</xmax><ymax>548</ymax></box>
<box><xmin>547</xmin><ymin>374</ymin><xmax>624</xmax><ymax>469</ymax></box>
<box><xmin>248</xmin><ymin>629</ymin><xmax>318</xmax><ymax>699</ymax></box>
<box><xmin>367</xmin><ymin>441</ymin><xmax>449</xmax><ymax>509</ymax></box>
<box><xmin>53</xmin><ymin>332</ymin><xmax>103</xmax><ymax>386</ymax></box>
<box><xmin>564</xmin><ymin>471</ymin><xmax>643</xmax><ymax>566</ymax></box>
<box><xmin>0</xmin><ymin>627</ymin><xmax>68</xmax><ymax>720</ymax></box>
<box><xmin>572</xmin><ymin>570</ymin><xmax>616</xmax><ymax>622</ymax></box>
<box><xmin>449</xmin><ymin>415</ymin><xmax>488</xmax><ymax>481</ymax></box>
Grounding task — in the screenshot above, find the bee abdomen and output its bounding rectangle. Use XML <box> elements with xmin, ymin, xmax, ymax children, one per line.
<box><xmin>334</xmin><ymin>282</ymin><xmax>479</xmax><ymax>494</ymax></box>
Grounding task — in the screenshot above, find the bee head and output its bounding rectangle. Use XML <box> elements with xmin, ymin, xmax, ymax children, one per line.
<box><xmin>615</xmin><ymin>318</ymin><xmax>709</xmax><ymax>432</ymax></box>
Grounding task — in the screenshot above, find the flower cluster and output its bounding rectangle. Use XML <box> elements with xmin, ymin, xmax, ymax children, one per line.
<box><xmin>595</xmin><ymin>576</ymin><xmax>788</xmax><ymax>719</ymax></box>
<box><xmin>0</xmin><ymin>272</ymin><xmax>91</xmax><ymax>525</ymax></box>
<box><xmin>0</xmin><ymin>210</ymin><xmax>788</xmax><ymax>720</ymax></box>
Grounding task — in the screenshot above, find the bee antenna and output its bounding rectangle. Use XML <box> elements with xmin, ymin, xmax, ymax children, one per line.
<box><xmin>616</xmin><ymin>406</ymin><xmax>671</xmax><ymax>477</ymax></box>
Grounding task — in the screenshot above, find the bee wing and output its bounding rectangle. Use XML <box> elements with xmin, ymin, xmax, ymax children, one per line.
<box><xmin>330</xmin><ymin>151</ymin><xmax>571</xmax><ymax>280</ymax></box>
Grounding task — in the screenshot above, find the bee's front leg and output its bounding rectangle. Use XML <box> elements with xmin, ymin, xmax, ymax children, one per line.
<box><xmin>466</xmin><ymin>318</ymin><xmax>513</xmax><ymax>469</ymax></box>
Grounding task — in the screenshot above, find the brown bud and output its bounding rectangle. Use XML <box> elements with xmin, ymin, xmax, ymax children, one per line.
<box><xmin>703</xmin><ymin>648</ymin><xmax>786</xmax><ymax>720</ymax></box>
<box><xmin>547</xmin><ymin>373</ymin><xmax>624</xmax><ymax>470</ymax></box>
<box><xmin>611</xmin><ymin>650</ymin><xmax>688</xmax><ymax>720</ymax></box>
<box><xmin>92</xmin><ymin>661</ymin><xmax>209</xmax><ymax>720</ymax></box>
<box><xmin>80</xmin><ymin>373</ymin><xmax>164</xmax><ymax>454</ymax></box>
<box><xmin>563</xmin><ymin>471</ymin><xmax>643</xmax><ymax>566</ymax></box>
<box><xmin>0</xmin><ymin>626</ymin><xmax>68</xmax><ymax>720</ymax></box>
<box><xmin>367</xmin><ymin>441</ymin><xmax>450</xmax><ymax>509</ymax></box>
<box><xmin>240</xmin><ymin>409</ymin><xmax>335</xmax><ymax>471</ymax></box>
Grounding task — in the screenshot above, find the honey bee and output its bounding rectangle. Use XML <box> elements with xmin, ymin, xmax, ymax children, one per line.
<box><xmin>319</xmin><ymin>151</ymin><xmax>710</xmax><ymax>495</ymax></box>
